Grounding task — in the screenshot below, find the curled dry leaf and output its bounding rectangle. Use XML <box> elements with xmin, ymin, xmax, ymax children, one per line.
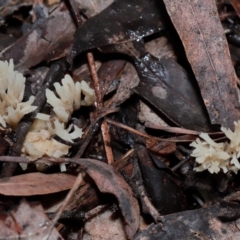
<box><xmin>79</xmin><ymin>159</ymin><xmax>140</xmax><ymax>240</ymax></box>
<box><xmin>162</xmin><ymin>0</ymin><xmax>240</xmax><ymax>129</ymax></box>
<box><xmin>0</xmin><ymin>172</ymin><xmax>76</xmax><ymax>196</ymax></box>
<box><xmin>0</xmin><ymin>200</ymin><xmax>62</xmax><ymax>240</ymax></box>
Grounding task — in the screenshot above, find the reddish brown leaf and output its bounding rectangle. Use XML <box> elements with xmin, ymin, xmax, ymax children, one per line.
<box><xmin>79</xmin><ymin>159</ymin><xmax>140</xmax><ymax>239</ymax></box>
<box><xmin>0</xmin><ymin>200</ymin><xmax>63</xmax><ymax>239</ymax></box>
<box><xmin>162</xmin><ymin>0</ymin><xmax>240</xmax><ymax>129</ymax></box>
<box><xmin>0</xmin><ymin>173</ymin><xmax>76</xmax><ymax>196</ymax></box>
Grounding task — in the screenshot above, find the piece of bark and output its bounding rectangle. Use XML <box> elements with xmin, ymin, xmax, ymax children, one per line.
<box><xmin>162</xmin><ymin>0</ymin><xmax>240</xmax><ymax>129</ymax></box>
<box><xmin>0</xmin><ymin>173</ymin><xmax>76</xmax><ymax>196</ymax></box>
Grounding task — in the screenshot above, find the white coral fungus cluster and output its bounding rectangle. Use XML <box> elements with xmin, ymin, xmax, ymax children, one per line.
<box><xmin>0</xmin><ymin>59</ymin><xmax>37</xmax><ymax>128</ymax></box>
<box><xmin>46</xmin><ymin>74</ymin><xmax>95</xmax><ymax>123</ymax></box>
<box><xmin>0</xmin><ymin>59</ymin><xmax>95</xmax><ymax>166</ymax></box>
<box><xmin>190</xmin><ymin>121</ymin><xmax>240</xmax><ymax>174</ymax></box>
<box><xmin>22</xmin><ymin>74</ymin><xmax>95</xmax><ymax>161</ymax></box>
<box><xmin>21</xmin><ymin>115</ymin><xmax>83</xmax><ymax>161</ymax></box>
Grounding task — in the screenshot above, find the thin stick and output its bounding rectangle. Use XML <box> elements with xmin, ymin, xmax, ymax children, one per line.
<box><xmin>105</xmin><ymin>118</ymin><xmax>194</xmax><ymax>143</ymax></box>
<box><xmin>87</xmin><ymin>52</ymin><xmax>103</xmax><ymax>108</ymax></box>
<box><xmin>101</xmin><ymin>121</ymin><xmax>114</xmax><ymax>164</ymax></box>
<box><xmin>68</xmin><ymin>0</ymin><xmax>83</xmax><ymax>26</ymax></box>
<box><xmin>46</xmin><ymin>172</ymin><xmax>84</xmax><ymax>239</ymax></box>
<box><xmin>145</xmin><ymin>122</ymin><xmax>224</xmax><ymax>136</ymax></box>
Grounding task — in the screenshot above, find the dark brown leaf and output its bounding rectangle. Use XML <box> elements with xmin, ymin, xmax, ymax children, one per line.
<box><xmin>163</xmin><ymin>0</ymin><xmax>240</xmax><ymax>129</ymax></box>
<box><xmin>134</xmin><ymin>55</ymin><xmax>210</xmax><ymax>131</ymax></box>
<box><xmin>137</xmin><ymin>146</ymin><xmax>187</xmax><ymax>215</ymax></box>
<box><xmin>71</xmin><ymin>0</ymin><xmax>165</xmax><ymax>59</ymax></box>
<box><xmin>0</xmin><ymin>173</ymin><xmax>76</xmax><ymax>196</ymax></box>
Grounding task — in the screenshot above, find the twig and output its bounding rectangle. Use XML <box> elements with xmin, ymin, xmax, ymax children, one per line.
<box><xmin>101</xmin><ymin>121</ymin><xmax>114</xmax><ymax>164</ymax></box>
<box><xmin>87</xmin><ymin>52</ymin><xmax>103</xmax><ymax>108</ymax></box>
<box><xmin>105</xmin><ymin>118</ymin><xmax>195</xmax><ymax>143</ymax></box>
<box><xmin>75</xmin><ymin>108</ymin><xmax>119</xmax><ymax>158</ymax></box>
<box><xmin>171</xmin><ymin>156</ymin><xmax>191</xmax><ymax>172</ymax></box>
<box><xmin>46</xmin><ymin>172</ymin><xmax>84</xmax><ymax>240</ymax></box>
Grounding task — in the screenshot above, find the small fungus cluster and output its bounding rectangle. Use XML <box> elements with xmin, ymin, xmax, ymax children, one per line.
<box><xmin>0</xmin><ymin>59</ymin><xmax>95</xmax><ymax>170</ymax></box>
<box><xmin>190</xmin><ymin>121</ymin><xmax>240</xmax><ymax>174</ymax></box>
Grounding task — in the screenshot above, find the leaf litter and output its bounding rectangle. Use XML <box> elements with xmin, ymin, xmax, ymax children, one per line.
<box><xmin>0</xmin><ymin>0</ymin><xmax>240</xmax><ymax>239</ymax></box>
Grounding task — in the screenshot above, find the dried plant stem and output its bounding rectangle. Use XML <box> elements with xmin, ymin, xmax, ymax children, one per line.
<box><xmin>84</xmin><ymin>53</ymin><xmax>115</xmax><ymax>162</ymax></box>
<box><xmin>105</xmin><ymin>118</ymin><xmax>194</xmax><ymax>143</ymax></box>
<box><xmin>101</xmin><ymin>121</ymin><xmax>114</xmax><ymax>164</ymax></box>
<box><xmin>46</xmin><ymin>172</ymin><xmax>84</xmax><ymax>240</ymax></box>
<box><xmin>87</xmin><ymin>52</ymin><xmax>103</xmax><ymax>108</ymax></box>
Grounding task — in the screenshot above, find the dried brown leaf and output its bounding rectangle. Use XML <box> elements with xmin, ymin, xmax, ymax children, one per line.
<box><xmin>0</xmin><ymin>172</ymin><xmax>76</xmax><ymax>196</ymax></box>
<box><xmin>80</xmin><ymin>159</ymin><xmax>140</xmax><ymax>239</ymax></box>
<box><xmin>162</xmin><ymin>0</ymin><xmax>240</xmax><ymax>129</ymax></box>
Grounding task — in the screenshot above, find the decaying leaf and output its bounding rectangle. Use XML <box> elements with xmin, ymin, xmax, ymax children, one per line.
<box><xmin>0</xmin><ymin>0</ymin><xmax>34</xmax><ymax>21</ymax></box>
<box><xmin>71</xmin><ymin>0</ymin><xmax>165</xmax><ymax>59</ymax></box>
<box><xmin>137</xmin><ymin>146</ymin><xmax>187</xmax><ymax>215</ymax></box>
<box><xmin>0</xmin><ymin>200</ymin><xmax>63</xmax><ymax>240</ymax></box>
<box><xmin>134</xmin><ymin>202</ymin><xmax>240</xmax><ymax>239</ymax></box>
<box><xmin>134</xmin><ymin>55</ymin><xmax>210</xmax><ymax>131</ymax></box>
<box><xmin>83</xmin><ymin>209</ymin><xmax>126</xmax><ymax>240</ymax></box>
<box><xmin>0</xmin><ymin>4</ymin><xmax>76</xmax><ymax>71</ymax></box>
<box><xmin>162</xmin><ymin>0</ymin><xmax>240</xmax><ymax>129</ymax></box>
<box><xmin>110</xmin><ymin>62</ymin><xmax>140</xmax><ymax>107</ymax></box>
<box><xmin>0</xmin><ymin>172</ymin><xmax>76</xmax><ymax>196</ymax></box>
<box><xmin>79</xmin><ymin>159</ymin><xmax>140</xmax><ymax>239</ymax></box>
